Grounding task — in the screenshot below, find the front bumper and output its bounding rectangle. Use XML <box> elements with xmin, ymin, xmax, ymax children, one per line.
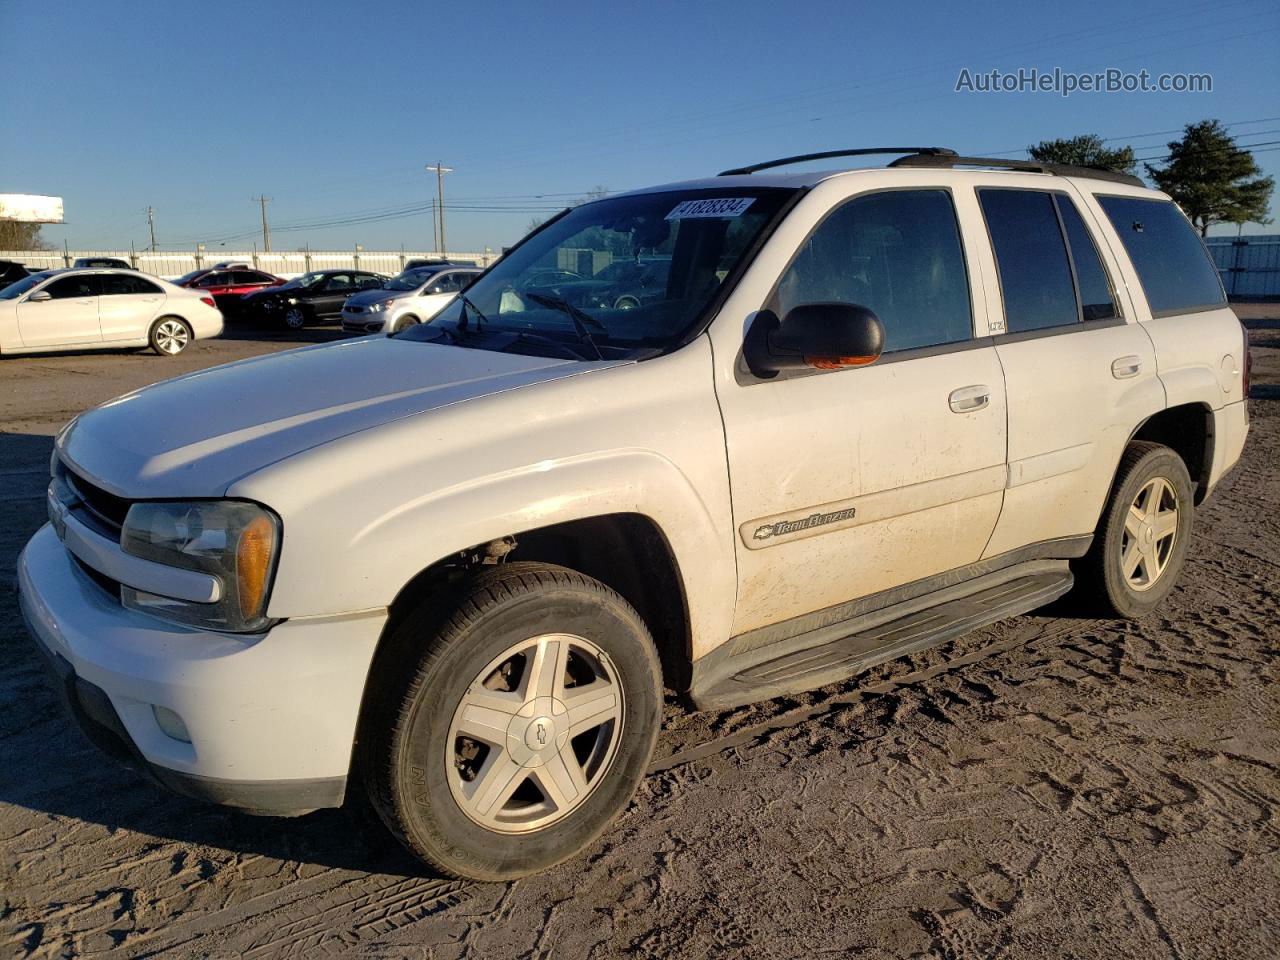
<box><xmin>18</xmin><ymin>523</ymin><xmax>387</xmax><ymax>814</ymax></box>
<box><xmin>341</xmin><ymin>308</ymin><xmax>389</xmax><ymax>335</ymax></box>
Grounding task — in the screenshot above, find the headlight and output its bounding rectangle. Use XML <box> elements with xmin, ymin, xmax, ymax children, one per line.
<box><xmin>120</xmin><ymin>500</ymin><xmax>281</xmax><ymax>633</ymax></box>
<box><xmin>368</xmin><ymin>301</ymin><xmax>389</xmax><ymax>312</ymax></box>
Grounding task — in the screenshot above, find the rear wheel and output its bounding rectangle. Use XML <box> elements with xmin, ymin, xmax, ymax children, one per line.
<box><xmin>361</xmin><ymin>562</ymin><xmax>662</xmax><ymax>881</ymax></box>
<box><xmin>1073</xmin><ymin>442</ymin><xmax>1194</xmax><ymax>618</ymax></box>
<box><xmin>149</xmin><ymin>317</ymin><xmax>192</xmax><ymax>356</ymax></box>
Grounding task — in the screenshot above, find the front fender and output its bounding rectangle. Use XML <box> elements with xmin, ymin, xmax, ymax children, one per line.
<box><xmin>232</xmin><ymin>340</ymin><xmax>737</xmax><ymax>660</ymax></box>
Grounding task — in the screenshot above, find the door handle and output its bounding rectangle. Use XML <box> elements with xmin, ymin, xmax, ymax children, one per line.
<box><xmin>949</xmin><ymin>385</ymin><xmax>991</xmax><ymax>413</ymax></box>
<box><xmin>142</xmin><ymin>297</ymin><xmax>160</xmax><ymax>302</ymax></box>
<box><xmin>1111</xmin><ymin>355</ymin><xmax>1142</xmax><ymax>379</ymax></box>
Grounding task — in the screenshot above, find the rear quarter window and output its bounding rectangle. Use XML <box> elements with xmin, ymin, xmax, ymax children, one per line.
<box><xmin>1096</xmin><ymin>196</ymin><xmax>1226</xmax><ymax>316</ymax></box>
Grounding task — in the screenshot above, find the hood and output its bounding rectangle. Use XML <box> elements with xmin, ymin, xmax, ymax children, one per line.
<box><xmin>58</xmin><ymin>338</ymin><xmax>599</xmax><ymax>498</ymax></box>
<box><xmin>345</xmin><ymin>288</ymin><xmax>410</xmax><ymax>307</ymax></box>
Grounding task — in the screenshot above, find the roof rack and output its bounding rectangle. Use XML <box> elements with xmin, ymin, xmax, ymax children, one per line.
<box><xmin>718</xmin><ymin>147</ymin><xmax>957</xmax><ymax>177</ymax></box>
<box><xmin>888</xmin><ymin>152</ymin><xmax>1144</xmax><ymax>187</ymax></box>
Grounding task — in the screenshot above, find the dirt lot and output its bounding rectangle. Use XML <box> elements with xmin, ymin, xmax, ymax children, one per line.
<box><xmin>2</xmin><ymin>313</ymin><xmax>1277</xmax><ymax>959</ymax></box>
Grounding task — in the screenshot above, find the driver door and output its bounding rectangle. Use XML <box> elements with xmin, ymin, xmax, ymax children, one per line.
<box><xmin>314</xmin><ymin>273</ymin><xmax>355</xmax><ymax>316</ymax></box>
<box><xmin>17</xmin><ymin>274</ymin><xmax>103</xmax><ymax>347</ymax></box>
<box><xmin>713</xmin><ymin>185</ymin><xmax>1008</xmax><ymax>635</ymax></box>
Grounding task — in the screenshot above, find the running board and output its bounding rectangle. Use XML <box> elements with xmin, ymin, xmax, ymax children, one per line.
<box><xmin>689</xmin><ymin>562</ymin><xmax>1074</xmax><ymax>711</ymax></box>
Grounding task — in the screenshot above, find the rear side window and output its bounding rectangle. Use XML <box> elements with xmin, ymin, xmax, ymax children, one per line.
<box><xmin>100</xmin><ymin>274</ymin><xmax>162</xmax><ymax>295</ymax></box>
<box><xmin>773</xmin><ymin>189</ymin><xmax>972</xmax><ymax>352</ymax></box>
<box><xmin>979</xmin><ymin>190</ymin><xmax>1078</xmax><ymax>333</ymax></box>
<box><xmin>1097</xmin><ymin>196</ymin><xmax>1225</xmax><ymax>315</ymax></box>
<box><xmin>1056</xmin><ymin>198</ymin><xmax>1119</xmax><ymax>322</ymax></box>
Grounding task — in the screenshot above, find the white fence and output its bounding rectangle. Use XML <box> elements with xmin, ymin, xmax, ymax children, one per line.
<box><xmin>2</xmin><ymin>249</ymin><xmax>500</xmax><ymax>280</ymax></box>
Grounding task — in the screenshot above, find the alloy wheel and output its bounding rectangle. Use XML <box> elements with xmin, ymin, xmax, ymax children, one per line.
<box><xmin>154</xmin><ymin>319</ymin><xmax>189</xmax><ymax>354</ymax></box>
<box><xmin>446</xmin><ymin>633</ymin><xmax>623</xmax><ymax>834</ymax></box>
<box><xmin>1121</xmin><ymin>476</ymin><xmax>1179</xmax><ymax>591</ymax></box>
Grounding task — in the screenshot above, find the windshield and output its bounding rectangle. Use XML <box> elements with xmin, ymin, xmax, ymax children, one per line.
<box><xmin>0</xmin><ymin>273</ymin><xmax>50</xmax><ymax>300</ymax></box>
<box><xmin>398</xmin><ymin>187</ymin><xmax>794</xmax><ymax>358</ymax></box>
<box><xmin>385</xmin><ymin>268</ymin><xmax>434</xmax><ymax>291</ymax></box>
<box><xmin>283</xmin><ymin>272</ymin><xmax>324</xmax><ymax>289</ymax></box>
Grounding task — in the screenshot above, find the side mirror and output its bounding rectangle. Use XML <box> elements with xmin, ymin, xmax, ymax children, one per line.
<box><xmin>27</xmin><ymin>289</ymin><xmax>52</xmax><ymax>302</ymax></box>
<box><xmin>744</xmin><ymin>302</ymin><xmax>884</xmax><ymax>377</ymax></box>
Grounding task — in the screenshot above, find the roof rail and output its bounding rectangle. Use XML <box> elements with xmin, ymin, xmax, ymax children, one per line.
<box><xmin>888</xmin><ymin>152</ymin><xmax>1144</xmax><ymax>187</ymax></box>
<box><xmin>718</xmin><ymin>147</ymin><xmax>957</xmax><ymax>177</ymax></box>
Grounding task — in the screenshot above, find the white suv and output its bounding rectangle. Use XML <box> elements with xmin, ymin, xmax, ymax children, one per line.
<box><xmin>19</xmin><ymin>148</ymin><xmax>1249</xmax><ymax>881</ymax></box>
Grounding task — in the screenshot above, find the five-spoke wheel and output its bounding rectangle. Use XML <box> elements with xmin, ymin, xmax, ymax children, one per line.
<box><xmin>361</xmin><ymin>562</ymin><xmax>661</xmax><ymax>881</ymax></box>
<box><xmin>448</xmin><ymin>634</ymin><xmax>622</xmax><ymax>833</ymax></box>
<box><xmin>1074</xmin><ymin>441</ymin><xmax>1194</xmax><ymax>618</ymax></box>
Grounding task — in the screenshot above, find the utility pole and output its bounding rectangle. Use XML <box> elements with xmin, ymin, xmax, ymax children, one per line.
<box><xmin>253</xmin><ymin>196</ymin><xmax>272</xmax><ymax>252</ymax></box>
<box><xmin>146</xmin><ymin>206</ymin><xmax>157</xmax><ymax>252</ymax></box>
<box><xmin>425</xmin><ymin>163</ymin><xmax>453</xmax><ymax>255</ymax></box>
<box><xmin>430</xmin><ymin>197</ymin><xmax>438</xmax><ymax>253</ymax></box>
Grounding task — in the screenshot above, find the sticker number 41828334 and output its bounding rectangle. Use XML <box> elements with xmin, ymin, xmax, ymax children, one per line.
<box><xmin>665</xmin><ymin>197</ymin><xmax>755</xmax><ymax>220</ymax></box>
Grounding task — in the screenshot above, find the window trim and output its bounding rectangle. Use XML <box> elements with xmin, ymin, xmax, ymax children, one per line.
<box><xmin>976</xmin><ymin>185</ymin><xmax>1123</xmax><ymax>336</ymax></box>
<box><xmin>1052</xmin><ymin>193</ymin><xmax>1123</xmax><ymax>323</ymax></box>
<box><xmin>1092</xmin><ymin>192</ymin><xmax>1229</xmax><ymax>319</ymax></box>
<box><xmin>759</xmin><ymin>185</ymin><xmax>978</xmax><ymax>355</ymax></box>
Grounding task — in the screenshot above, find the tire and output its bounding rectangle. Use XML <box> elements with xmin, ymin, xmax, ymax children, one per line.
<box><xmin>361</xmin><ymin>562</ymin><xmax>662</xmax><ymax>881</ymax></box>
<box><xmin>149</xmin><ymin>316</ymin><xmax>192</xmax><ymax>356</ymax></box>
<box><xmin>393</xmin><ymin>315</ymin><xmax>420</xmax><ymax>334</ymax></box>
<box><xmin>613</xmin><ymin>295</ymin><xmax>640</xmax><ymax>311</ymax></box>
<box><xmin>1073</xmin><ymin>441</ymin><xmax>1195</xmax><ymax>618</ymax></box>
<box><xmin>282</xmin><ymin>306</ymin><xmax>307</xmax><ymax>330</ymax></box>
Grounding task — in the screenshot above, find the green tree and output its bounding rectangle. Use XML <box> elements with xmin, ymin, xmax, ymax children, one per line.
<box><xmin>1145</xmin><ymin>119</ymin><xmax>1274</xmax><ymax>236</ymax></box>
<box><xmin>1028</xmin><ymin>134</ymin><xmax>1136</xmax><ymax>174</ymax></box>
<box><xmin>0</xmin><ymin>221</ymin><xmax>50</xmax><ymax>250</ymax></box>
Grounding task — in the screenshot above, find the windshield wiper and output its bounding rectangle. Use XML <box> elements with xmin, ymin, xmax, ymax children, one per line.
<box><xmin>523</xmin><ymin>292</ymin><xmax>606</xmax><ymax>360</ymax></box>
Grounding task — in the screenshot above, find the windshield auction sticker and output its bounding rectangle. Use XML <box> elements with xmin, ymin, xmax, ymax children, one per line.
<box><xmin>665</xmin><ymin>197</ymin><xmax>755</xmax><ymax>220</ymax></box>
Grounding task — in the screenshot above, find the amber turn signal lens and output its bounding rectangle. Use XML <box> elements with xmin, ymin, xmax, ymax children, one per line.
<box><xmin>236</xmin><ymin>513</ymin><xmax>276</xmax><ymax>619</ymax></box>
<box><xmin>804</xmin><ymin>354</ymin><xmax>879</xmax><ymax>370</ymax></box>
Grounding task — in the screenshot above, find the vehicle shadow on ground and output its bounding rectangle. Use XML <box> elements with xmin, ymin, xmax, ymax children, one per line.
<box><xmin>214</xmin><ymin>319</ymin><xmax>351</xmax><ymax>345</ymax></box>
<box><xmin>0</xmin><ymin>431</ymin><xmax>431</xmax><ymax>879</ymax></box>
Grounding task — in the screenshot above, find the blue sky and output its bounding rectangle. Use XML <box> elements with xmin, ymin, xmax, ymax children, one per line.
<box><xmin>3</xmin><ymin>0</ymin><xmax>1277</xmax><ymax>252</ymax></box>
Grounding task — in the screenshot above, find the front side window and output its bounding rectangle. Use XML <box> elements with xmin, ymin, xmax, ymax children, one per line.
<box><xmin>45</xmin><ymin>275</ymin><xmax>100</xmax><ymax>299</ymax></box>
<box><xmin>401</xmin><ymin>187</ymin><xmax>795</xmax><ymax>358</ymax></box>
<box><xmin>1096</xmin><ymin>195</ymin><xmax>1226</xmax><ymax>316</ymax></box>
<box><xmin>772</xmin><ymin>189</ymin><xmax>973</xmax><ymax>352</ymax></box>
<box><xmin>979</xmin><ymin>189</ymin><xmax>1079</xmax><ymax>333</ymax></box>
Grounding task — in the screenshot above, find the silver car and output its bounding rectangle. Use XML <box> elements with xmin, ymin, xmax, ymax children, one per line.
<box><xmin>341</xmin><ymin>266</ymin><xmax>481</xmax><ymax>335</ymax></box>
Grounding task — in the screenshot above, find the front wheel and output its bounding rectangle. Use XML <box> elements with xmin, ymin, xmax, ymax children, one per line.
<box><xmin>361</xmin><ymin>562</ymin><xmax>662</xmax><ymax>881</ymax></box>
<box><xmin>1073</xmin><ymin>441</ymin><xmax>1195</xmax><ymax>618</ymax></box>
<box><xmin>149</xmin><ymin>317</ymin><xmax>192</xmax><ymax>356</ymax></box>
<box><xmin>392</xmin><ymin>315</ymin><xmax>420</xmax><ymax>334</ymax></box>
<box><xmin>282</xmin><ymin>306</ymin><xmax>307</xmax><ymax>330</ymax></box>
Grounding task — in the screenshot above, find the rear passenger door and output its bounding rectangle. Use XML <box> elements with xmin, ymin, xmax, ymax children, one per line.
<box><xmin>976</xmin><ymin>183</ymin><xmax>1162</xmax><ymax>558</ymax></box>
<box><xmin>98</xmin><ymin>273</ymin><xmax>165</xmax><ymax>340</ymax></box>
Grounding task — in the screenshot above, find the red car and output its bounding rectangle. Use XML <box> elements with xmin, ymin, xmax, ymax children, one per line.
<box><xmin>174</xmin><ymin>267</ymin><xmax>284</xmax><ymax>317</ymax></box>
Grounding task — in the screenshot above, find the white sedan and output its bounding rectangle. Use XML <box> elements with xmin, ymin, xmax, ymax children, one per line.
<box><xmin>0</xmin><ymin>269</ymin><xmax>223</xmax><ymax>357</ymax></box>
